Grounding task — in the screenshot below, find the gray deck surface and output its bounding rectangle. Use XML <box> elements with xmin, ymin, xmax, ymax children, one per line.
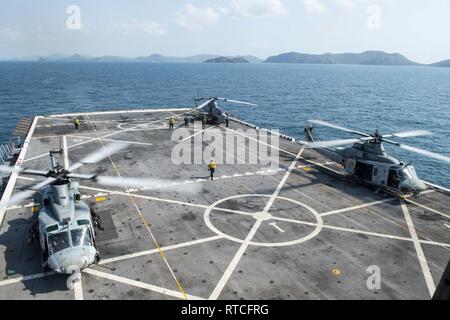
<box><xmin>0</xmin><ymin>109</ymin><xmax>449</xmax><ymax>300</ymax></box>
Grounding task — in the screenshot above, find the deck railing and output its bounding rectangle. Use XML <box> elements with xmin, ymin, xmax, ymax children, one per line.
<box><xmin>0</xmin><ymin>136</ymin><xmax>22</xmax><ymax>193</ymax></box>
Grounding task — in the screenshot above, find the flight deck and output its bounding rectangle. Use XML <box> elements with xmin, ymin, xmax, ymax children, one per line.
<box><xmin>0</xmin><ymin>108</ymin><xmax>449</xmax><ymax>300</ymax></box>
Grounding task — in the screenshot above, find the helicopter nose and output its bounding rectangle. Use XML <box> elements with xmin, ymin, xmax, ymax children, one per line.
<box><xmin>415</xmin><ymin>181</ymin><xmax>427</xmax><ymax>192</ymax></box>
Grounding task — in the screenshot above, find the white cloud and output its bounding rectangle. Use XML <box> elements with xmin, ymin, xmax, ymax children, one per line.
<box><xmin>176</xmin><ymin>4</ymin><xmax>225</xmax><ymax>29</ymax></box>
<box><xmin>0</xmin><ymin>27</ymin><xmax>24</xmax><ymax>40</ymax></box>
<box><xmin>302</xmin><ymin>0</ymin><xmax>327</xmax><ymax>14</ymax></box>
<box><xmin>231</xmin><ymin>0</ymin><xmax>287</xmax><ymax>17</ymax></box>
<box><xmin>116</xmin><ymin>19</ymin><xmax>167</xmax><ymax>35</ymax></box>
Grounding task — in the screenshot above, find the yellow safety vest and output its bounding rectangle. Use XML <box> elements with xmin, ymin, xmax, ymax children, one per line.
<box><xmin>169</xmin><ymin>118</ymin><xmax>175</xmax><ymax>125</ymax></box>
<box><xmin>208</xmin><ymin>161</ymin><xmax>217</xmax><ymax>170</ymax></box>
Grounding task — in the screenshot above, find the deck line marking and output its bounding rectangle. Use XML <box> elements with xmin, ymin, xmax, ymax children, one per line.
<box><xmin>73</xmin><ymin>278</ymin><xmax>84</xmax><ymax>300</ymax></box>
<box><xmin>320</xmin><ymin>198</ymin><xmax>397</xmax><ymax>216</ymax></box>
<box><xmin>78</xmin><ymin>185</ymin><xmax>253</xmax><ymax>216</ymax></box>
<box><xmin>270</xmin><ymin>215</ymin><xmax>450</xmax><ymax>248</ymax></box>
<box><xmin>400</xmin><ymin>200</ymin><xmax>436</xmax><ymax>297</ymax></box>
<box><xmin>49</xmin><ymin>108</ymin><xmax>192</xmax><ymax>118</ymax></box>
<box><xmin>32</xmin><ymin>132</ymin><xmax>115</xmax><ymax>139</ymax></box>
<box><xmin>82</xmin><ymin>268</ymin><xmax>204</xmax><ymax>300</ymax></box>
<box><xmin>99</xmin><ymin>235</ymin><xmax>224</xmax><ymax>265</ymax></box>
<box><xmin>0</xmin><ymin>116</ymin><xmax>40</xmax><ymax>227</ymax></box>
<box><xmin>0</xmin><ymin>272</ymin><xmax>54</xmax><ymax>287</ymax></box>
<box><xmin>178</xmin><ymin>125</ymin><xmax>217</xmax><ymax>143</ymax></box>
<box><xmin>405</xmin><ymin>198</ymin><xmax>450</xmax><ymax>220</ymax></box>
<box><xmin>269</xmin><ymin>222</ymin><xmax>285</xmax><ymax>233</ymax></box>
<box><xmin>70</xmin><ymin>135</ymin><xmax>154</xmax><ymax>147</ymax></box>
<box><xmin>209</xmin><ymin>219</ymin><xmax>263</xmax><ymax>300</ymax></box>
<box><xmin>209</xmin><ymin>147</ymin><xmax>305</xmax><ymax>300</ymax></box>
<box><xmin>224</xmin><ymin>127</ymin><xmax>342</xmax><ymax>175</ymax></box>
<box><xmin>62</xmin><ymin>135</ymin><xmax>69</xmax><ymax>170</ymax></box>
<box><xmin>24</xmin><ymin>110</ymin><xmax>193</xmax><ymax>163</ymax></box>
<box><xmin>85</xmin><ymin>114</ymin><xmax>189</xmax><ymax>301</ymax></box>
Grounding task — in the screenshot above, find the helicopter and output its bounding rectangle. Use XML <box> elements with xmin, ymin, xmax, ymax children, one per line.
<box><xmin>303</xmin><ymin>120</ymin><xmax>450</xmax><ymax>196</ymax></box>
<box><xmin>0</xmin><ymin>142</ymin><xmax>198</xmax><ymax>289</ymax></box>
<box><xmin>191</xmin><ymin>96</ymin><xmax>257</xmax><ymax>124</ymax></box>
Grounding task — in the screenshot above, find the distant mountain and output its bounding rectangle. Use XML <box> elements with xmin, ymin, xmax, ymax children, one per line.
<box><xmin>430</xmin><ymin>59</ymin><xmax>450</xmax><ymax>68</ymax></box>
<box><xmin>39</xmin><ymin>54</ymin><xmax>93</xmax><ymax>62</ymax></box>
<box><xmin>92</xmin><ymin>55</ymin><xmax>129</xmax><ymax>62</ymax></box>
<box><xmin>265</xmin><ymin>51</ymin><xmax>419</xmax><ymax>66</ymax></box>
<box><xmin>136</xmin><ymin>53</ymin><xmax>261</xmax><ymax>63</ymax></box>
<box><xmin>135</xmin><ymin>54</ymin><xmax>219</xmax><ymax>63</ymax></box>
<box><xmin>5</xmin><ymin>51</ymin><xmax>450</xmax><ymax>67</ymax></box>
<box><xmin>204</xmin><ymin>56</ymin><xmax>249</xmax><ymax>63</ymax></box>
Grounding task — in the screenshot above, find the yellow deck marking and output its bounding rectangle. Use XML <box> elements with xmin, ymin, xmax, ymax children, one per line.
<box><xmin>86</xmin><ymin>114</ymin><xmax>189</xmax><ymax>301</ymax></box>
<box><xmin>332</xmin><ymin>269</ymin><xmax>341</xmax><ymax>276</ymax></box>
<box><xmin>95</xmin><ymin>196</ymin><xmax>107</xmax><ymax>202</ymax></box>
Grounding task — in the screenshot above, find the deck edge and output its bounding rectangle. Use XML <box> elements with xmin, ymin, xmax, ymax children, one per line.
<box><xmin>0</xmin><ymin>116</ymin><xmax>40</xmax><ymax>227</ymax></box>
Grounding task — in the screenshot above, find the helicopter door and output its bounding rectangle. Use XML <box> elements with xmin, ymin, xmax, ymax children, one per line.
<box><xmin>387</xmin><ymin>169</ymin><xmax>400</xmax><ymax>188</ymax></box>
<box><xmin>354</xmin><ymin>161</ymin><xmax>373</xmax><ymax>181</ymax></box>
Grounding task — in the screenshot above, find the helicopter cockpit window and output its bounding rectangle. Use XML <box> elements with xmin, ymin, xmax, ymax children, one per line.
<box><xmin>47</xmin><ymin>231</ymin><xmax>70</xmax><ymax>255</ymax></box>
<box><xmin>77</xmin><ymin>219</ymin><xmax>90</xmax><ymax>226</ymax></box>
<box><xmin>45</xmin><ymin>224</ymin><xmax>59</xmax><ymax>233</ymax></box>
<box><xmin>71</xmin><ymin>228</ymin><xmax>93</xmax><ymax>247</ymax></box>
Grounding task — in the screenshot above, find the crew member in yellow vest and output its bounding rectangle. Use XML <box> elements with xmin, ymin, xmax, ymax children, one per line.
<box><xmin>73</xmin><ymin>117</ymin><xmax>80</xmax><ymax>130</ymax></box>
<box><xmin>208</xmin><ymin>159</ymin><xmax>217</xmax><ymax>181</ymax></box>
<box><xmin>169</xmin><ymin>117</ymin><xmax>175</xmax><ymax>130</ymax></box>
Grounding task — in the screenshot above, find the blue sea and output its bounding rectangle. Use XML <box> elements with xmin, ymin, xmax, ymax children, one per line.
<box><xmin>0</xmin><ymin>62</ymin><xmax>449</xmax><ymax>187</ymax></box>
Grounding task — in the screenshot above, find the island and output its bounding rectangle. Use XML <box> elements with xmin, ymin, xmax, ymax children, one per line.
<box><xmin>264</xmin><ymin>51</ymin><xmax>419</xmax><ymax>66</ymax></box>
<box><xmin>203</xmin><ymin>56</ymin><xmax>250</xmax><ymax>63</ymax></box>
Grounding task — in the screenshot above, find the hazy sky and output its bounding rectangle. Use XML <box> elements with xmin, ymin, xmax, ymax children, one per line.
<box><xmin>1</xmin><ymin>0</ymin><xmax>450</xmax><ymax>63</ymax></box>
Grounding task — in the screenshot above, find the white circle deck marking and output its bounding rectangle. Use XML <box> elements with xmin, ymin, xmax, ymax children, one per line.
<box><xmin>204</xmin><ymin>194</ymin><xmax>323</xmax><ymax>247</ymax></box>
<box><xmin>117</xmin><ymin>121</ymin><xmax>167</xmax><ymax>131</ymax></box>
<box><xmin>253</xmin><ymin>211</ymin><xmax>272</xmax><ymax>221</ymax></box>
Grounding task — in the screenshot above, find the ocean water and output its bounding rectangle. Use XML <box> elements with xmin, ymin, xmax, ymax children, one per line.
<box><xmin>0</xmin><ymin>61</ymin><xmax>449</xmax><ymax>187</ymax></box>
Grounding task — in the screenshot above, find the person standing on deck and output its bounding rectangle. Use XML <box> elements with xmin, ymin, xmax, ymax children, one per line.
<box><xmin>202</xmin><ymin>115</ymin><xmax>207</xmax><ymax>130</ymax></box>
<box><xmin>169</xmin><ymin>117</ymin><xmax>175</xmax><ymax>130</ymax></box>
<box><xmin>184</xmin><ymin>116</ymin><xmax>189</xmax><ymax>128</ymax></box>
<box><xmin>73</xmin><ymin>118</ymin><xmax>80</xmax><ymax>130</ymax></box>
<box><xmin>208</xmin><ymin>159</ymin><xmax>217</xmax><ymax>181</ymax></box>
<box><xmin>225</xmin><ymin>115</ymin><xmax>229</xmax><ymax>128</ymax></box>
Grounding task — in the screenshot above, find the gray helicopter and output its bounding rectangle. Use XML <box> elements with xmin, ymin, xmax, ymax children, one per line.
<box><xmin>0</xmin><ymin>142</ymin><xmax>198</xmax><ymax>289</ymax></box>
<box><xmin>192</xmin><ymin>96</ymin><xmax>257</xmax><ymax>124</ymax></box>
<box><xmin>304</xmin><ymin>120</ymin><xmax>450</xmax><ymax>195</ymax></box>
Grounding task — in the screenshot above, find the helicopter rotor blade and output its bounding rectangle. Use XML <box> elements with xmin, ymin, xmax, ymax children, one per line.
<box><xmin>383</xmin><ymin>130</ymin><xmax>433</xmax><ymax>139</ymax></box>
<box><xmin>308</xmin><ymin>120</ymin><xmax>369</xmax><ymax>137</ymax></box>
<box><xmin>21</xmin><ymin>169</ymin><xmax>52</xmax><ymax>177</ymax></box>
<box><xmin>0</xmin><ymin>165</ymin><xmax>22</xmax><ymax>174</ymax></box>
<box><xmin>306</xmin><ymin>137</ymin><xmax>371</xmax><ymax>149</ymax></box>
<box><xmin>382</xmin><ymin>139</ymin><xmax>450</xmax><ymax>164</ymax></box>
<box><xmin>68</xmin><ymin>142</ymin><xmax>129</xmax><ymax>172</ymax></box>
<box><xmin>8</xmin><ymin>177</ymin><xmax>57</xmax><ymax>206</ymax></box>
<box><xmin>217</xmin><ymin>98</ymin><xmax>258</xmax><ymax>106</ymax></box>
<box><xmin>93</xmin><ymin>176</ymin><xmax>202</xmax><ymax>194</ymax></box>
<box><xmin>195</xmin><ymin>98</ymin><xmax>214</xmax><ymax>110</ymax></box>
<box><xmin>0</xmin><ymin>165</ymin><xmax>49</xmax><ymax>178</ymax></box>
